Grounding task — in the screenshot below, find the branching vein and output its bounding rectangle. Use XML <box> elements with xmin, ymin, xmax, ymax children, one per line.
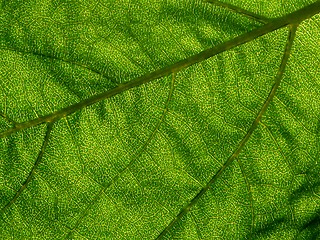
<box><xmin>156</xmin><ymin>24</ymin><xmax>298</xmax><ymax>239</ymax></box>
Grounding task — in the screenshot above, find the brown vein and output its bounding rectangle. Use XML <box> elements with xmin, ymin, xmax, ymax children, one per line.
<box><xmin>1</xmin><ymin>1</ymin><xmax>319</xmax><ymax>139</ymax></box>
<box><xmin>156</xmin><ymin>24</ymin><xmax>298</xmax><ymax>239</ymax></box>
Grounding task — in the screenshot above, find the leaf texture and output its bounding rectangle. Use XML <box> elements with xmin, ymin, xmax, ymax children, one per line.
<box><xmin>0</xmin><ymin>0</ymin><xmax>320</xmax><ymax>239</ymax></box>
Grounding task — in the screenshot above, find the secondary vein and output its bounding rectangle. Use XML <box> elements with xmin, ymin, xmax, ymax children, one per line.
<box><xmin>156</xmin><ymin>24</ymin><xmax>298</xmax><ymax>240</ymax></box>
<box><xmin>0</xmin><ymin>123</ymin><xmax>54</xmax><ymax>214</ymax></box>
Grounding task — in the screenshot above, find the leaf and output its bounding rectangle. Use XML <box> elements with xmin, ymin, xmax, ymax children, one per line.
<box><xmin>0</xmin><ymin>0</ymin><xmax>319</xmax><ymax>239</ymax></box>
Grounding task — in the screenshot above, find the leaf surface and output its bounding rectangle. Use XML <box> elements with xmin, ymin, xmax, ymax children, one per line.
<box><xmin>0</xmin><ymin>0</ymin><xmax>320</xmax><ymax>239</ymax></box>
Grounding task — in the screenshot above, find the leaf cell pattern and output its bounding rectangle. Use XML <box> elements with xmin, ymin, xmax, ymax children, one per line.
<box><xmin>0</xmin><ymin>0</ymin><xmax>320</xmax><ymax>239</ymax></box>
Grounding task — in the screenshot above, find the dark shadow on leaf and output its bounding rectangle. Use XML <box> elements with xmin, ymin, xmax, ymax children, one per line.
<box><xmin>288</xmin><ymin>166</ymin><xmax>320</xmax><ymax>239</ymax></box>
<box><xmin>251</xmin><ymin>217</ymin><xmax>286</xmax><ymax>239</ymax></box>
<box><xmin>298</xmin><ymin>211</ymin><xmax>320</xmax><ymax>240</ymax></box>
<box><xmin>289</xmin><ymin>168</ymin><xmax>320</xmax><ymax>203</ymax></box>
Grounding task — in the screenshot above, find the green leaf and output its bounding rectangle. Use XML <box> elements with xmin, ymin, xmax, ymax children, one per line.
<box><xmin>1</xmin><ymin>0</ymin><xmax>320</xmax><ymax>239</ymax></box>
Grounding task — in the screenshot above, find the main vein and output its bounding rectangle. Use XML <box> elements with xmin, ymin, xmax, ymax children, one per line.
<box><xmin>0</xmin><ymin>1</ymin><xmax>319</xmax><ymax>139</ymax></box>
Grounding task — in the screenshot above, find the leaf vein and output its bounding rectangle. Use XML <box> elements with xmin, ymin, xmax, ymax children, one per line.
<box><xmin>2</xmin><ymin>2</ymin><xmax>319</xmax><ymax>138</ymax></box>
<box><xmin>0</xmin><ymin>122</ymin><xmax>53</xmax><ymax>214</ymax></box>
<box><xmin>155</xmin><ymin>23</ymin><xmax>299</xmax><ymax>240</ymax></box>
